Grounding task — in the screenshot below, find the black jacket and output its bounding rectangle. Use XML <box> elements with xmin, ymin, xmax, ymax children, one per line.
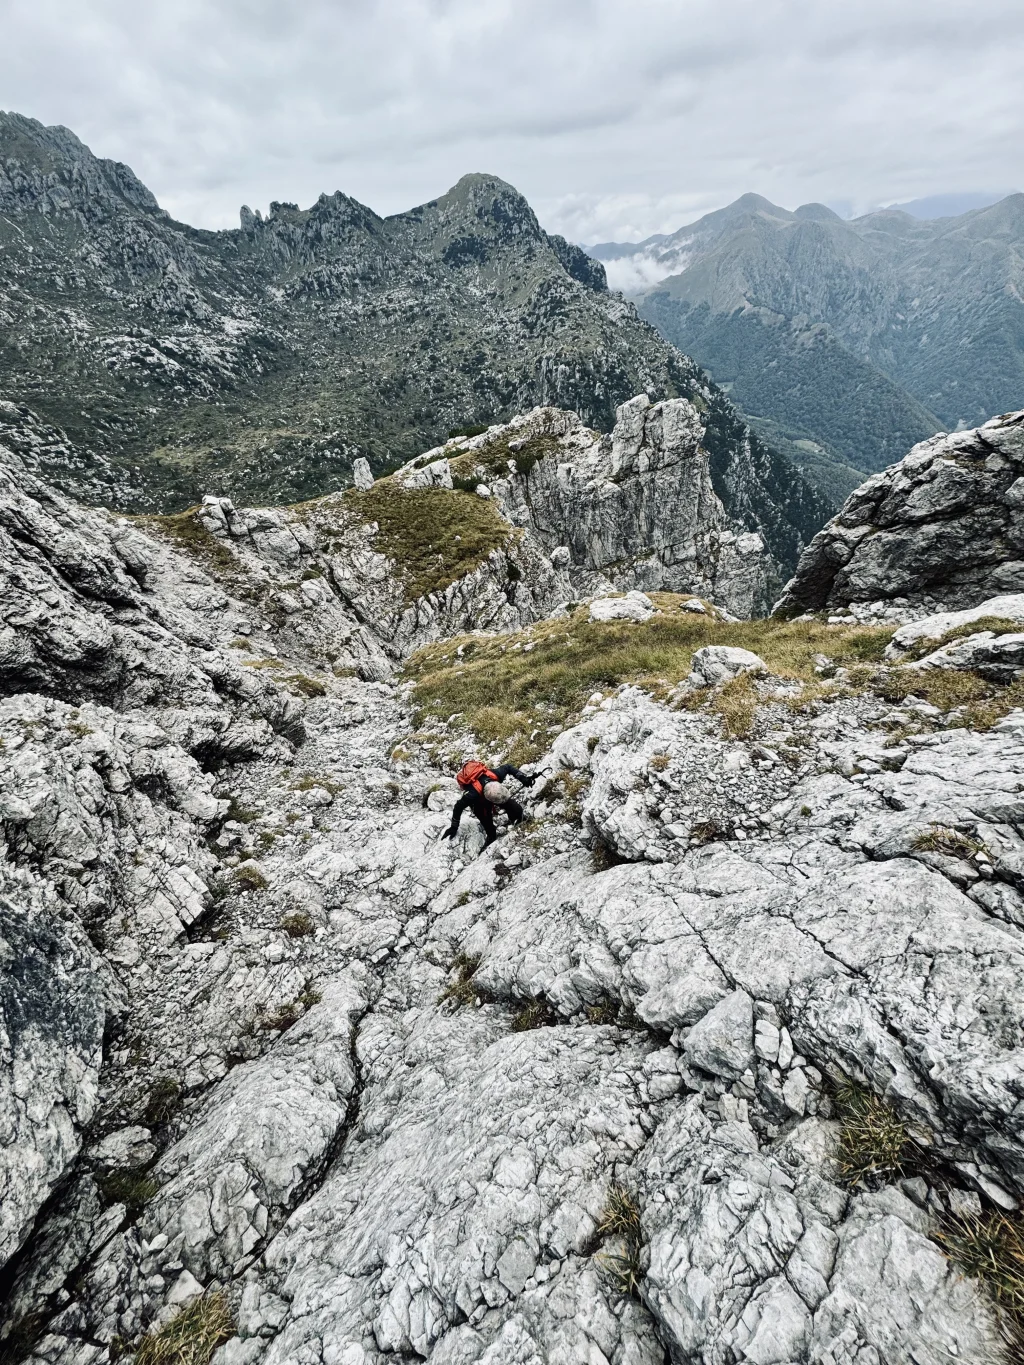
<box><xmin>445</xmin><ymin>764</ymin><xmax>533</xmax><ymax>843</ymax></box>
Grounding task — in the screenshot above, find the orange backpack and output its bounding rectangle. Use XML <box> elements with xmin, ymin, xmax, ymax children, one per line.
<box><xmin>456</xmin><ymin>760</ymin><xmax>498</xmax><ymax>796</ymax></box>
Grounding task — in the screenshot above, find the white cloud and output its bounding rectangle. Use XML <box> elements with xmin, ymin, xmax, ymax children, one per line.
<box><xmin>3</xmin><ymin>0</ymin><xmax>1022</xmax><ymax>242</ymax></box>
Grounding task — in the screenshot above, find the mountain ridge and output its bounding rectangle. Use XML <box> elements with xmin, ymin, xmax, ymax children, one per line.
<box><xmin>587</xmin><ymin>191</ymin><xmax>1024</xmax><ymax>496</ymax></box>
<box><xmin>0</xmin><ymin>111</ymin><xmax>831</xmax><ymax>575</ymax></box>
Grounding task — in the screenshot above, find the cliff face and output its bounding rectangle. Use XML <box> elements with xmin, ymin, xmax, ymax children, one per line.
<box><xmin>403</xmin><ymin>393</ymin><xmax>774</xmax><ymax>616</ymax></box>
<box><xmin>4</xmin><ymin>402</ymin><xmax>1024</xmax><ymax>1365</ymax></box>
<box><xmin>775</xmin><ymin>409</ymin><xmax>1024</xmax><ymax>616</ymax></box>
<box><xmin>0</xmin><ymin>112</ymin><xmax>830</xmax><ymax>574</ymax></box>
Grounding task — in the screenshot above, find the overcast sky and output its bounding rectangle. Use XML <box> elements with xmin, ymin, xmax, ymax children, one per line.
<box><xmin>3</xmin><ymin>0</ymin><xmax>1021</xmax><ymax>244</ymax></box>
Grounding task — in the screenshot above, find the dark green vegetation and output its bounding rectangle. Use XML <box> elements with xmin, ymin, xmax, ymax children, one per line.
<box><xmin>0</xmin><ymin>111</ymin><xmax>824</xmax><ymax>550</ymax></box>
<box><xmin>641</xmin><ymin>296</ymin><xmax>939</xmax><ymax>502</ymax></box>
<box><xmin>833</xmin><ymin>1081</ymin><xmax>923</xmax><ymax>1188</ymax></box>
<box><xmin>592</xmin><ymin>192</ymin><xmax>1024</xmax><ymax>503</ymax></box>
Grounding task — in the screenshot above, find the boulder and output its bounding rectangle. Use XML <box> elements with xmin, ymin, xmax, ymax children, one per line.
<box><xmin>776</xmin><ymin>410</ymin><xmax>1024</xmax><ymax>614</ymax></box>
<box><xmin>683</xmin><ymin>990</ymin><xmax>756</xmax><ymax>1080</ymax></box>
<box><xmin>906</xmin><ymin>631</ymin><xmax>1024</xmax><ymax>683</ymax></box>
<box><xmin>688</xmin><ymin>644</ymin><xmax>767</xmax><ymax>687</ymax></box>
<box><xmin>589</xmin><ymin>591</ymin><xmax>655</xmax><ymax>624</ymax></box>
<box><xmin>886</xmin><ymin>593</ymin><xmax>1024</xmax><ymax>655</ymax></box>
<box><xmin>352</xmin><ymin>457</ymin><xmax>374</xmax><ymax>491</ymax></box>
<box><xmin>398</xmin><ymin>458</ymin><xmax>453</xmax><ymax>491</ymax></box>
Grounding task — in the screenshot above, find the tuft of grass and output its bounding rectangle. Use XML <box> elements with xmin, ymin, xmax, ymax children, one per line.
<box><xmin>585</xmin><ymin>1000</ymin><xmax>622</xmax><ymax>1025</ymax></box>
<box><xmin>833</xmin><ymin>1080</ymin><xmax>923</xmax><ymax>1188</ymax></box>
<box><xmin>936</xmin><ymin>1211</ymin><xmax>1024</xmax><ymax>1354</ymax></box>
<box><xmin>282</xmin><ymin>673</ymin><xmax>327</xmax><ymax>698</ymax></box>
<box><xmin>225</xmin><ymin>798</ymin><xmax>258</xmax><ymax>824</ymax></box>
<box><xmin>437</xmin><ymin>953</ymin><xmax>483</xmax><ymax>1010</ymax></box>
<box><xmin>279</xmin><ymin>911</ymin><xmax>315</xmax><ymax>938</ymax></box>
<box><xmin>510</xmin><ymin>997</ymin><xmax>557</xmax><ymax>1032</ymax></box>
<box><xmin>234</xmin><ymin>864</ymin><xmax>269</xmax><ymax>892</ymax></box>
<box><xmin>289</xmin><ymin>772</ymin><xmax>343</xmax><ymax>795</ymax></box>
<box><xmin>595</xmin><ymin>1183</ymin><xmax>644</xmax><ymax>1298</ymax></box>
<box><xmin>143</xmin><ymin>1076</ymin><xmax>182</xmax><ymax>1127</ymax></box>
<box><xmin>404</xmin><ymin>596</ymin><xmax>895</xmax><ymax>764</ymax></box>
<box><xmin>340</xmin><ymin>481</ymin><xmax>517</xmax><ymax>603</ymax></box>
<box><xmin>648</xmin><ymin>752</ymin><xmax>672</xmax><ymax>772</ymax></box>
<box><xmin>97</xmin><ymin>1170</ymin><xmax>160</xmax><ymax>1216</ymax></box>
<box><xmin>134</xmin><ymin>1290</ymin><xmax>234</xmax><ymax>1365</ymax></box>
<box><xmin>912</xmin><ymin>825</ymin><xmax>987</xmax><ymax>859</ymax></box>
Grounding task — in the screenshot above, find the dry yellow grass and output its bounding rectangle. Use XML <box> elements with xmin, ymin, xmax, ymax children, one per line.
<box><xmin>405</xmin><ymin>595</ymin><xmax>894</xmax><ymax>762</ymax></box>
<box><xmin>133</xmin><ymin>1291</ymin><xmax>233</xmax><ymax>1365</ymax></box>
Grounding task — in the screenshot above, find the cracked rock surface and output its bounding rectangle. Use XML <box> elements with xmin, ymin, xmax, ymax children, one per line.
<box><xmin>2</xmin><ymin>418</ymin><xmax>1024</xmax><ymax>1365</ymax></box>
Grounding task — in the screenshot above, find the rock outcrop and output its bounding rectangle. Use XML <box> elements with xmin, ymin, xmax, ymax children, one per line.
<box><xmin>776</xmin><ymin>410</ymin><xmax>1024</xmax><ymax>616</ymax></box>
<box><xmin>406</xmin><ymin>394</ymin><xmax>775</xmax><ymax>616</ymax></box>
<box><xmin>3</xmin><ymin>415</ymin><xmax>1024</xmax><ymax>1365</ymax></box>
<box><xmin>775</xmin><ymin>406</ymin><xmax>1024</xmax><ymax>616</ymax></box>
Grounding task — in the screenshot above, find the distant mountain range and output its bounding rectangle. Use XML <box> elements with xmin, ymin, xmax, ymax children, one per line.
<box><xmin>589</xmin><ymin>192</ymin><xmax>1024</xmax><ymax>501</ymax></box>
<box><xmin>0</xmin><ymin>112</ymin><xmax>830</xmax><ymax>574</ymax></box>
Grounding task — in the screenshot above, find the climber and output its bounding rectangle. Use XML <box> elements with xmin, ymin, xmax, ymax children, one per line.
<box><xmin>440</xmin><ymin>759</ymin><xmax>537</xmax><ymax>848</ymax></box>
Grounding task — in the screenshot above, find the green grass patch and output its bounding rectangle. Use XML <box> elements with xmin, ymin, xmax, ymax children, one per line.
<box><xmin>340</xmin><ymin>481</ymin><xmax>517</xmax><ymax>603</ymax></box>
<box><xmin>134</xmin><ymin>1290</ymin><xmax>234</xmax><ymax>1365</ymax></box>
<box><xmin>877</xmin><ymin>668</ymin><xmax>1024</xmax><ymax>729</ymax></box>
<box><xmin>404</xmin><ymin>596</ymin><xmax>895</xmax><ymax>764</ymax></box>
<box><xmin>97</xmin><ymin>1169</ymin><xmax>160</xmax><ymax>1216</ymax></box>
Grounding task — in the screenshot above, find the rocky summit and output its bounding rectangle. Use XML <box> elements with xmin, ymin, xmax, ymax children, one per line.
<box><xmin>0</xmin><ymin>110</ymin><xmax>828</xmax><ymax>581</ymax></box>
<box><xmin>4</xmin><ymin>387</ymin><xmax>1024</xmax><ymax>1365</ymax></box>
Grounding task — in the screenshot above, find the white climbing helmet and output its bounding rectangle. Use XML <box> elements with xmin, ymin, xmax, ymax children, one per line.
<box><xmin>483</xmin><ymin>781</ymin><xmax>510</xmax><ymax>804</ymax></box>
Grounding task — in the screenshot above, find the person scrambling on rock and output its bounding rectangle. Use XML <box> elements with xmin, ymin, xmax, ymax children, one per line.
<box><xmin>441</xmin><ymin>759</ymin><xmax>536</xmax><ymax>848</ymax></box>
